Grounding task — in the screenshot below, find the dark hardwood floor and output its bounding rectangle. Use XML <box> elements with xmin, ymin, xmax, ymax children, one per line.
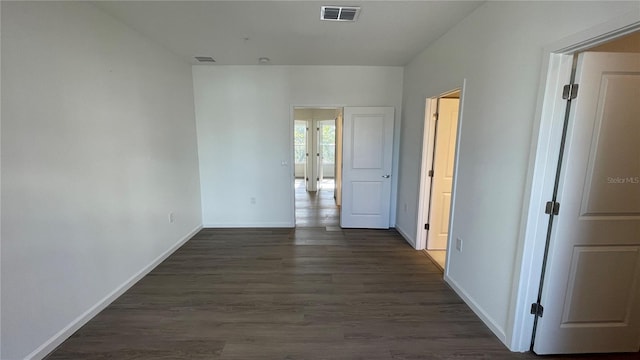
<box><xmin>295</xmin><ymin>178</ymin><xmax>339</xmax><ymax>228</ymax></box>
<box><xmin>46</xmin><ymin>192</ymin><xmax>639</xmax><ymax>359</ymax></box>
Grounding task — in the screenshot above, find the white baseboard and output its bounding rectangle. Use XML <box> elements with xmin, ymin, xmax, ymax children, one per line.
<box><xmin>203</xmin><ymin>222</ymin><xmax>294</xmax><ymax>228</ymax></box>
<box><xmin>26</xmin><ymin>225</ymin><xmax>203</xmax><ymax>360</ymax></box>
<box><xmin>395</xmin><ymin>225</ymin><xmax>416</xmax><ymax>249</ymax></box>
<box><xmin>444</xmin><ymin>273</ymin><xmax>508</xmax><ymax>346</ymax></box>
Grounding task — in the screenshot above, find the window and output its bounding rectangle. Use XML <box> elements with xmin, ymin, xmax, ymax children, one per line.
<box><xmin>319</xmin><ymin>122</ymin><xmax>335</xmax><ymax>164</ymax></box>
<box><xmin>294</xmin><ymin>121</ymin><xmax>307</xmax><ymax>164</ymax></box>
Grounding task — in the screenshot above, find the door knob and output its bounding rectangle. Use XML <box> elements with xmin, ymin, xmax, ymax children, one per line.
<box><xmin>382</xmin><ymin>174</ymin><xmax>391</xmax><ymax>178</ymax></box>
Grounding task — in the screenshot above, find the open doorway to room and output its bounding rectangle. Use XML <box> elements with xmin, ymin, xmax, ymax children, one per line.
<box><xmin>417</xmin><ymin>90</ymin><xmax>461</xmax><ymax>271</ymax></box>
<box><xmin>293</xmin><ymin>107</ymin><xmax>343</xmax><ymax>228</ymax></box>
<box><xmin>523</xmin><ymin>29</ymin><xmax>640</xmax><ymax>355</ymax></box>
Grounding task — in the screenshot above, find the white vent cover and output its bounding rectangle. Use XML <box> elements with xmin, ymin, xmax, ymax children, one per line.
<box><xmin>321</xmin><ymin>6</ymin><xmax>360</xmax><ymax>21</ymax></box>
<box><xmin>194</xmin><ymin>56</ymin><xmax>216</xmax><ymax>63</ymax></box>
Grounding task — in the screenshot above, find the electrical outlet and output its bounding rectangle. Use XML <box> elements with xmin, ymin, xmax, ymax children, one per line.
<box><xmin>169</xmin><ymin>212</ymin><xmax>175</xmax><ymax>223</ymax></box>
<box><xmin>250</xmin><ymin>197</ymin><xmax>256</xmax><ymax>204</ymax></box>
<box><xmin>456</xmin><ymin>237</ymin><xmax>463</xmax><ymax>252</ymax></box>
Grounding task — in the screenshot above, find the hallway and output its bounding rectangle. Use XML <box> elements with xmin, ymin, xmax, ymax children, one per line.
<box><xmin>295</xmin><ymin>178</ymin><xmax>340</xmax><ymax>228</ymax></box>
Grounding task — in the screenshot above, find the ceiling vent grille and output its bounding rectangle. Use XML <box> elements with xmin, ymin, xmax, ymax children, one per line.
<box><xmin>194</xmin><ymin>56</ymin><xmax>216</xmax><ymax>63</ymax></box>
<box><xmin>321</xmin><ymin>6</ymin><xmax>360</xmax><ymax>21</ymax></box>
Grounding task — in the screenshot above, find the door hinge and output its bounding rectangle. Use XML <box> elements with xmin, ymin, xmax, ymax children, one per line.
<box><xmin>316</xmin><ymin>177</ymin><xmax>319</xmax><ymax>181</ymax></box>
<box><xmin>562</xmin><ymin>84</ymin><xmax>579</xmax><ymax>100</ymax></box>
<box><xmin>306</xmin><ymin>177</ymin><xmax>309</xmax><ymax>181</ymax></box>
<box><xmin>425</xmin><ymin>223</ymin><xmax>430</xmax><ymax>230</ymax></box>
<box><xmin>428</xmin><ymin>170</ymin><xmax>434</xmax><ymax>177</ymax></box>
<box><xmin>433</xmin><ymin>112</ymin><xmax>439</xmax><ymax>120</ymax></box>
<box><xmin>544</xmin><ymin>201</ymin><xmax>560</xmax><ymax>215</ymax></box>
<box><xmin>530</xmin><ymin>303</ymin><xmax>544</xmax><ymax>317</ymax></box>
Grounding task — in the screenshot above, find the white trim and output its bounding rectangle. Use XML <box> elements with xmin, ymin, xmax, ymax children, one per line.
<box><xmin>508</xmin><ymin>52</ymin><xmax>573</xmax><ymax>352</ymax></box>
<box><xmin>395</xmin><ymin>225</ymin><xmax>416</xmax><ymax>248</ymax></box>
<box><xmin>508</xmin><ymin>14</ymin><xmax>640</xmax><ymax>352</ymax></box>
<box><xmin>445</xmin><ymin>273</ymin><xmax>507</xmax><ymax>345</ymax></box>
<box><xmin>415</xmin><ymin>98</ymin><xmax>438</xmax><ymax>250</ymax></box>
<box><xmin>26</xmin><ymin>225</ymin><xmax>203</xmax><ymax>360</ymax></box>
<box><xmin>415</xmin><ymin>82</ymin><xmax>466</xmax><ymax>254</ymax></box>
<box><xmin>553</xmin><ymin>12</ymin><xmax>640</xmax><ymax>54</ymax></box>
<box><xmin>444</xmin><ymin>81</ymin><xmax>466</xmax><ymax>279</ymax></box>
<box><xmin>290</xmin><ymin>104</ymin><xmax>345</xmax><ymax>228</ymax></box>
<box><xmin>290</xmin><ymin>105</ymin><xmax>298</xmax><ymax>226</ymax></box>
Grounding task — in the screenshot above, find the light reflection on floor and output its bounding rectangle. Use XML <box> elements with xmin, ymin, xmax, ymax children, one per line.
<box><xmin>295</xmin><ymin>178</ymin><xmax>340</xmax><ymax>228</ymax></box>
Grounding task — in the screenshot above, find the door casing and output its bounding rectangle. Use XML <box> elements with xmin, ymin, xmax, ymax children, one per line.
<box><xmin>416</xmin><ymin>88</ymin><xmax>465</xmax><ymax>252</ymax></box>
<box><xmin>509</xmin><ymin>16</ymin><xmax>640</xmax><ymax>352</ymax></box>
<box><xmin>290</xmin><ymin>106</ymin><xmax>344</xmax><ymax>226</ymax></box>
<box><xmin>427</xmin><ymin>97</ymin><xmax>459</xmax><ymax>251</ymax></box>
<box><xmin>531</xmin><ymin>51</ymin><xmax>640</xmax><ymax>354</ymax></box>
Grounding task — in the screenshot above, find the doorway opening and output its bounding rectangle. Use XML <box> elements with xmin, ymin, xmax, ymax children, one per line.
<box><xmin>293</xmin><ymin>107</ymin><xmax>343</xmax><ymax>228</ymax></box>
<box><xmin>417</xmin><ymin>90</ymin><xmax>462</xmax><ymax>271</ymax></box>
<box><xmin>527</xmin><ymin>30</ymin><xmax>640</xmax><ymax>355</ymax></box>
<box><xmin>507</xmin><ymin>25</ymin><xmax>640</xmax><ymax>354</ymax></box>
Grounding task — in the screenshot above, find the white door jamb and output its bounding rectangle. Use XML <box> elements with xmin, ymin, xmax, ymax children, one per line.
<box><xmin>416</xmin><ymin>98</ymin><xmax>439</xmax><ymax>250</ymax></box>
<box><xmin>507</xmin><ymin>15</ymin><xmax>640</xmax><ymax>352</ymax></box>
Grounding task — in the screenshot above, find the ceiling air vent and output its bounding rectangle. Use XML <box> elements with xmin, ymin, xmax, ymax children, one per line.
<box><xmin>321</xmin><ymin>6</ymin><xmax>360</xmax><ymax>21</ymax></box>
<box><xmin>194</xmin><ymin>56</ymin><xmax>216</xmax><ymax>63</ymax></box>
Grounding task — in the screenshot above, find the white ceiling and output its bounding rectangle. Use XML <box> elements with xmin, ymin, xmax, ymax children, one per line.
<box><xmin>93</xmin><ymin>1</ymin><xmax>484</xmax><ymax>66</ymax></box>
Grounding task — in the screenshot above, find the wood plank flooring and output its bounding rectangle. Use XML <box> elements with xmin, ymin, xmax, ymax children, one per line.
<box><xmin>424</xmin><ymin>250</ymin><xmax>446</xmax><ymax>271</ymax></box>
<box><xmin>295</xmin><ymin>178</ymin><xmax>339</xmax><ymax>228</ymax></box>
<box><xmin>46</xmin><ymin>228</ymin><xmax>639</xmax><ymax>359</ymax></box>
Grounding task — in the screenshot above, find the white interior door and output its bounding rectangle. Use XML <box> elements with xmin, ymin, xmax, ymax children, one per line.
<box><xmin>341</xmin><ymin>107</ymin><xmax>394</xmax><ymax>229</ymax></box>
<box><xmin>533</xmin><ymin>52</ymin><xmax>640</xmax><ymax>354</ymax></box>
<box><xmin>427</xmin><ymin>98</ymin><xmax>459</xmax><ymax>250</ymax></box>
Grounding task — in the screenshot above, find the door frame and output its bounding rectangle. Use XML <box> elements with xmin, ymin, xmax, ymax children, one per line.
<box><xmin>290</xmin><ymin>105</ymin><xmax>344</xmax><ymax>227</ymax></box>
<box><xmin>416</xmin><ymin>85</ymin><xmax>465</xmax><ymax>251</ymax></box>
<box><xmin>509</xmin><ymin>15</ymin><xmax>640</xmax><ymax>351</ymax></box>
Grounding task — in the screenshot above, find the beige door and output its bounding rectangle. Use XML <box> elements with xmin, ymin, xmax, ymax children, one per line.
<box><xmin>533</xmin><ymin>52</ymin><xmax>640</xmax><ymax>354</ymax></box>
<box><xmin>341</xmin><ymin>107</ymin><xmax>394</xmax><ymax>229</ymax></box>
<box><xmin>427</xmin><ymin>98</ymin><xmax>459</xmax><ymax>250</ymax></box>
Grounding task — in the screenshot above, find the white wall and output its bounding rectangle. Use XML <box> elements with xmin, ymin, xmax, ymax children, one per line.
<box><xmin>194</xmin><ymin>66</ymin><xmax>403</xmax><ymax>227</ymax></box>
<box><xmin>396</xmin><ymin>0</ymin><xmax>640</xmax><ymax>349</ymax></box>
<box><xmin>1</xmin><ymin>2</ymin><xmax>202</xmax><ymax>359</ymax></box>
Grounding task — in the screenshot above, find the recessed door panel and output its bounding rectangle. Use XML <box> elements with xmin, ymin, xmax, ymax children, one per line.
<box><xmin>581</xmin><ymin>75</ymin><xmax>640</xmax><ymax>216</ymax></box>
<box><xmin>351</xmin><ymin>181</ymin><xmax>383</xmax><ymax>215</ymax></box>
<box><xmin>562</xmin><ymin>246</ymin><xmax>640</xmax><ymax>325</ymax></box>
<box><xmin>352</xmin><ymin>115</ymin><xmax>385</xmax><ymax>169</ymax></box>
